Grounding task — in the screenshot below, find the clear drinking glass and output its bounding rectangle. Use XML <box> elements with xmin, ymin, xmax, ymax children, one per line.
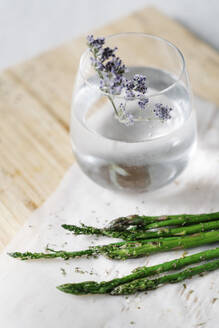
<box><xmin>71</xmin><ymin>33</ymin><xmax>197</xmax><ymax>192</ymax></box>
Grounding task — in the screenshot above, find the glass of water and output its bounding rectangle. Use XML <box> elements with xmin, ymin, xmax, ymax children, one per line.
<box><xmin>71</xmin><ymin>33</ymin><xmax>197</xmax><ymax>192</ymax></box>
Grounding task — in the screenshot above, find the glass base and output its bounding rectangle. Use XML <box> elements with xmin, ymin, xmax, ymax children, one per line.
<box><xmin>76</xmin><ymin>154</ymin><xmax>190</xmax><ymax>193</ymax></box>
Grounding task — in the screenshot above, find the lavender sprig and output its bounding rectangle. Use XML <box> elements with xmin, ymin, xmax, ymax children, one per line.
<box><xmin>87</xmin><ymin>35</ymin><xmax>105</xmax><ymax>50</ymax></box>
<box><xmin>87</xmin><ymin>35</ymin><xmax>173</xmax><ymax>125</ymax></box>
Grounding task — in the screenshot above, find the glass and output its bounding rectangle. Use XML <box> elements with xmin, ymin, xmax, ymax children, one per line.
<box><xmin>71</xmin><ymin>33</ymin><xmax>197</xmax><ymax>193</ymax></box>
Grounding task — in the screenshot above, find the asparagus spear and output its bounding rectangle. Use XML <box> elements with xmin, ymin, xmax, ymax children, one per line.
<box><xmin>8</xmin><ymin>237</ymin><xmax>181</xmax><ymax>260</ymax></box>
<box><xmin>108</xmin><ymin>230</ymin><xmax>219</xmax><ymax>260</ymax></box>
<box><xmin>57</xmin><ymin>247</ymin><xmax>219</xmax><ymax>295</ymax></box>
<box><xmin>9</xmin><ymin>248</ymin><xmax>98</xmax><ymax>260</ymax></box>
<box><xmin>107</xmin><ymin>212</ymin><xmax>219</xmax><ymax>231</ymax></box>
<box><xmin>9</xmin><ymin>231</ymin><xmax>219</xmax><ymax>261</ymax></box>
<box><xmin>131</xmin><ymin>214</ymin><xmax>219</xmax><ymax>231</ymax></box>
<box><xmin>62</xmin><ymin>220</ymin><xmax>219</xmax><ymax>241</ymax></box>
<box><xmin>62</xmin><ymin>223</ymin><xmax>126</xmax><ymax>239</ymax></box>
<box><xmin>111</xmin><ymin>259</ymin><xmax>219</xmax><ymax>295</ymax></box>
<box><xmin>124</xmin><ymin>220</ymin><xmax>219</xmax><ymax>240</ymax></box>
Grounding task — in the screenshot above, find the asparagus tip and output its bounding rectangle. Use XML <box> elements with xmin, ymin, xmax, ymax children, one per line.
<box><xmin>8</xmin><ymin>252</ymin><xmax>20</xmax><ymax>258</ymax></box>
<box><xmin>56</xmin><ymin>283</ymin><xmax>88</xmax><ymax>295</ymax></box>
<box><xmin>8</xmin><ymin>252</ymin><xmax>15</xmax><ymax>257</ymax></box>
<box><xmin>56</xmin><ymin>285</ymin><xmax>67</xmax><ymax>293</ymax></box>
<box><xmin>57</xmin><ymin>281</ymin><xmax>104</xmax><ymax>295</ymax></box>
<box><xmin>8</xmin><ymin>252</ymin><xmax>30</xmax><ymax>261</ymax></box>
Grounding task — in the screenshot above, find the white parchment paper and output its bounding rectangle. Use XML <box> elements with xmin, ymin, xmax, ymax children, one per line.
<box><xmin>0</xmin><ymin>97</ymin><xmax>219</xmax><ymax>328</ymax></box>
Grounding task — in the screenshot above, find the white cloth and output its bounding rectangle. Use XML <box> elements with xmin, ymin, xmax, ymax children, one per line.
<box><xmin>0</xmin><ymin>97</ymin><xmax>219</xmax><ymax>328</ymax></box>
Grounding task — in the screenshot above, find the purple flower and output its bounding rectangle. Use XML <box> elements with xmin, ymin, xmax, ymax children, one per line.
<box><xmin>100</xmin><ymin>72</ymin><xmax>125</xmax><ymax>95</ymax></box>
<box><xmin>125</xmin><ymin>89</ymin><xmax>135</xmax><ymax>100</ymax></box>
<box><xmin>98</xmin><ymin>47</ymin><xmax>117</xmax><ymax>62</ymax></box>
<box><xmin>132</xmin><ymin>74</ymin><xmax>147</xmax><ymax>94</ymax></box>
<box><xmin>86</xmin><ymin>35</ymin><xmax>174</xmax><ymax>125</ymax></box>
<box><xmin>87</xmin><ymin>35</ymin><xmax>105</xmax><ymax>50</ymax></box>
<box><xmin>87</xmin><ymin>35</ymin><xmax>126</xmax><ymax>96</ymax></box>
<box><xmin>125</xmin><ymin>76</ymin><xmax>147</xmax><ymax>102</ymax></box>
<box><xmin>154</xmin><ymin>103</ymin><xmax>173</xmax><ymax>120</ymax></box>
<box><xmin>104</xmin><ymin>57</ymin><xmax>126</xmax><ymax>76</ymax></box>
<box><xmin>125</xmin><ymin>79</ymin><xmax>135</xmax><ymax>91</ymax></box>
<box><xmin>138</xmin><ymin>97</ymin><xmax>149</xmax><ymax>110</ymax></box>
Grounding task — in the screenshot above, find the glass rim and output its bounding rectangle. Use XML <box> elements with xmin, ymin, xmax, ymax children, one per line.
<box><xmin>79</xmin><ymin>32</ymin><xmax>186</xmax><ymax>99</ymax></box>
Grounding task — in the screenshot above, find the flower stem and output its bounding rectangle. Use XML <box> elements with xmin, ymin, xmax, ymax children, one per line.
<box><xmin>108</xmin><ymin>95</ymin><xmax>119</xmax><ymax>116</ymax></box>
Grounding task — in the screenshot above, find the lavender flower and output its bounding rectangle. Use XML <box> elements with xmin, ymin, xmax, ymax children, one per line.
<box><xmin>124</xmin><ymin>76</ymin><xmax>148</xmax><ymax>104</ymax></box>
<box><xmin>104</xmin><ymin>57</ymin><xmax>127</xmax><ymax>76</ymax></box>
<box><xmin>99</xmin><ymin>47</ymin><xmax>117</xmax><ymax>62</ymax></box>
<box><xmin>125</xmin><ymin>89</ymin><xmax>135</xmax><ymax>100</ymax></box>
<box><xmin>87</xmin><ymin>35</ymin><xmax>105</xmax><ymax>50</ymax></box>
<box><xmin>132</xmin><ymin>74</ymin><xmax>147</xmax><ymax>94</ymax></box>
<box><xmin>99</xmin><ymin>72</ymin><xmax>125</xmax><ymax>95</ymax></box>
<box><xmin>125</xmin><ymin>79</ymin><xmax>135</xmax><ymax>91</ymax></box>
<box><xmin>87</xmin><ymin>35</ymin><xmax>126</xmax><ymax>95</ymax></box>
<box><xmin>154</xmin><ymin>103</ymin><xmax>173</xmax><ymax>121</ymax></box>
<box><xmin>124</xmin><ymin>79</ymin><xmax>135</xmax><ymax>100</ymax></box>
<box><xmin>138</xmin><ymin>97</ymin><xmax>149</xmax><ymax>110</ymax></box>
<box><xmin>86</xmin><ymin>35</ymin><xmax>174</xmax><ymax>125</ymax></box>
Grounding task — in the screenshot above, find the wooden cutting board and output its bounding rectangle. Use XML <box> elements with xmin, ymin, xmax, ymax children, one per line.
<box><xmin>0</xmin><ymin>7</ymin><xmax>218</xmax><ymax>251</ymax></box>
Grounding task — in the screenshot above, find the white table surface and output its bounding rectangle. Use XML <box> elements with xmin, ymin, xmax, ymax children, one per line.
<box><xmin>0</xmin><ymin>0</ymin><xmax>218</xmax><ymax>71</ymax></box>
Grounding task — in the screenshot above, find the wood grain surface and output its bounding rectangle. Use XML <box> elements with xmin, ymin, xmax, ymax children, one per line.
<box><xmin>0</xmin><ymin>7</ymin><xmax>218</xmax><ymax>250</ymax></box>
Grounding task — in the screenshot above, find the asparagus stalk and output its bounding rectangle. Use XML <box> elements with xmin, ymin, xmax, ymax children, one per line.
<box><xmin>111</xmin><ymin>259</ymin><xmax>219</xmax><ymax>295</ymax></box>
<box><xmin>131</xmin><ymin>215</ymin><xmax>219</xmax><ymax>231</ymax></box>
<box><xmin>107</xmin><ymin>212</ymin><xmax>219</xmax><ymax>231</ymax></box>
<box><xmin>125</xmin><ymin>220</ymin><xmax>219</xmax><ymax>240</ymax></box>
<box><xmin>108</xmin><ymin>230</ymin><xmax>219</xmax><ymax>260</ymax></box>
<box><xmin>57</xmin><ymin>247</ymin><xmax>219</xmax><ymax>295</ymax></box>
<box><xmin>9</xmin><ymin>248</ymin><xmax>98</xmax><ymax>260</ymax></box>
<box><xmin>9</xmin><ymin>231</ymin><xmax>219</xmax><ymax>261</ymax></box>
<box><xmin>8</xmin><ymin>237</ymin><xmax>181</xmax><ymax>260</ymax></box>
<box><xmin>62</xmin><ymin>223</ymin><xmax>126</xmax><ymax>239</ymax></box>
<box><xmin>62</xmin><ymin>220</ymin><xmax>219</xmax><ymax>241</ymax></box>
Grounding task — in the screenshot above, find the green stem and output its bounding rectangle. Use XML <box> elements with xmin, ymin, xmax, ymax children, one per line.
<box><xmin>108</xmin><ymin>95</ymin><xmax>119</xmax><ymax>116</ymax></box>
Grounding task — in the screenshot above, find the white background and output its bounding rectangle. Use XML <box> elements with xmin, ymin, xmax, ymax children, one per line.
<box><xmin>0</xmin><ymin>0</ymin><xmax>218</xmax><ymax>70</ymax></box>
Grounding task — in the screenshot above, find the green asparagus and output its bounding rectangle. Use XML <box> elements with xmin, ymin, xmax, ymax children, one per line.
<box><xmin>108</xmin><ymin>230</ymin><xmax>219</xmax><ymax>260</ymax></box>
<box><xmin>9</xmin><ymin>230</ymin><xmax>219</xmax><ymax>260</ymax></box>
<box><xmin>57</xmin><ymin>247</ymin><xmax>219</xmax><ymax>295</ymax></box>
<box><xmin>8</xmin><ymin>237</ymin><xmax>181</xmax><ymax>260</ymax></box>
<box><xmin>107</xmin><ymin>212</ymin><xmax>219</xmax><ymax>231</ymax></box>
<box><xmin>9</xmin><ymin>248</ymin><xmax>97</xmax><ymax>260</ymax></box>
<box><xmin>111</xmin><ymin>259</ymin><xmax>219</xmax><ymax>295</ymax></box>
<box><xmin>62</xmin><ymin>220</ymin><xmax>219</xmax><ymax>241</ymax></box>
